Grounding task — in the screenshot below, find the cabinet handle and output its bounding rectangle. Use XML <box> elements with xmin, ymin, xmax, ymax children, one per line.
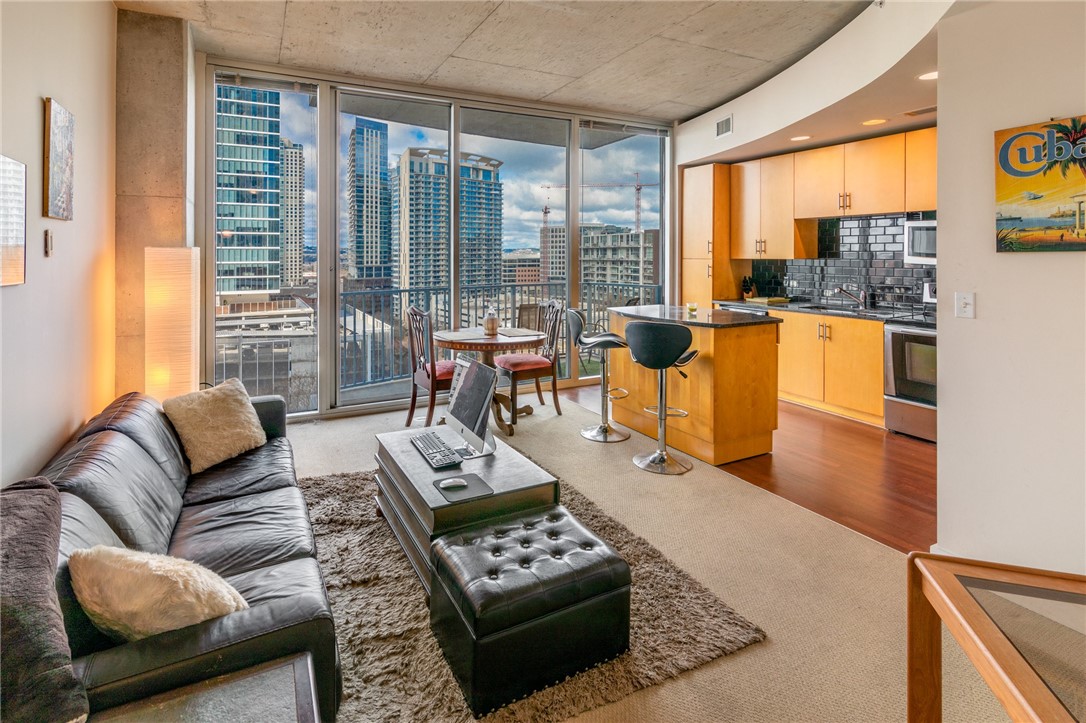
<box><xmin>706</xmin><ymin>264</ymin><xmax>711</xmax><ymax>278</ymax></box>
<box><xmin>817</xmin><ymin>322</ymin><xmax>823</xmax><ymax>340</ymax></box>
<box><xmin>838</xmin><ymin>193</ymin><xmax>844</xmax><ymax>210</ymax></box>
<box><xmin>707</xmin><ymin>239</ymin><xmax>712</xmax><ymax>255</ymax></box>
<box><xmin>824</xmin><ymin>323</ymin><xmax>831</xmax><ymax>341</ymax></box>
<box><xmin>844</xmin><ymin>192</ymin><xmax>851</xmax><ymax>211</ymax></box>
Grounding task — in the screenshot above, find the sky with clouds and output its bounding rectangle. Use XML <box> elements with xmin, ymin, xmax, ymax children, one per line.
<box><xmin>278</xmin><ymin>91</ymin><xmax>664</xmax><ymax>253</ymax></box>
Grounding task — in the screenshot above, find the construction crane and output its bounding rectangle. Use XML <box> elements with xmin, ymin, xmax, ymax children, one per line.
<box><xmin>540</xmin><ymin>173</ymin><xmax>659</xmax><ymax>234</ymax></box>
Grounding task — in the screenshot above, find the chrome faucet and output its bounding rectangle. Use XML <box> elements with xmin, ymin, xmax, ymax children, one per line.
<box><xmin>834</xmin><ymin>286</ymin><xmax>869</xmax><ymax>309</ymax></box>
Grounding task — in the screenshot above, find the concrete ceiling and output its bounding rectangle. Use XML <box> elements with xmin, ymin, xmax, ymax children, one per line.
<box><xmin>114</xmin><ymin>0</ymin><xmax>870</xmax><ymax>123</ymax></box>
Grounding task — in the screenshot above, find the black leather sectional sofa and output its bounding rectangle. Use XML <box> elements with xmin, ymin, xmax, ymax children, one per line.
<box><xmin>37</xmin><ymin>392</ymin><xmax>341</xmax><ymax>720</ymax></box>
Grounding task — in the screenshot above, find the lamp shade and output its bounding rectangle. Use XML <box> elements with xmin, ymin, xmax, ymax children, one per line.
<box><xmin>145</xmin><ymin>247</ymin><xmax>200</xmax><ymax>401</ymax></box>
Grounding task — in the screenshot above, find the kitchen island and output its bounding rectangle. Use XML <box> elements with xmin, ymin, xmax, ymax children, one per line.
<box><xmin>608</xmin><ymin>305</ymin><xmax>782</xmax><ymax>465</ymax></box>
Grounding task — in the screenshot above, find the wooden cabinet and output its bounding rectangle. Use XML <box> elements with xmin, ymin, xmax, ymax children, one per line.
<box><xmin>794</xmin><ymin>135</ymin><xmax>906</xmax><ymax>218</ymax></box>
<box><xmin>730</xmin><ymin>154</ymin><xmax>814</xmax><ymax>259</ymax></box>
<box><xmin>905</xmin><ymin>127</ymin><xmax>937</xmax><ymax>212</ymax></box>
<box><xmin>681</xmin><ymin>164</ymin><xmax>747</xmax><ymax>305</ymax></box>
<box><xmin>770</xmin><ymin>310</ymin><xmax>885</xmax><ymax>424</ymax></box>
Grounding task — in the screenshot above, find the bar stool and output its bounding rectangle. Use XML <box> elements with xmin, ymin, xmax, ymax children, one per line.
<box><xmin>567</xmin><ymin>309</ymin><xmax>629</xmax><ymax>443</ymax></box>
<box><xmin>624</xmin><ymin>321</ymin><xmax>699</xmax><ymax>475</ymax></box>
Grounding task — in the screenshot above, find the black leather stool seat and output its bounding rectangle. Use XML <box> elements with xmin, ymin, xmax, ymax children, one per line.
<box><xmin>430</xmin><ymin>505</ymin><xmax>631</xmax><ymax>717</ymax></box>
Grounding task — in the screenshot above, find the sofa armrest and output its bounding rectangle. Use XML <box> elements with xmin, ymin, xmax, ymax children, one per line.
<box><xmin>72</xmin><ymin>594</ymin><xmax>340</xmax><ymax>721</ymax></box>
<box><xmin>250</xmin><ymin>395</ymin><xmax>287</xmax><ymax>438</ymax></box>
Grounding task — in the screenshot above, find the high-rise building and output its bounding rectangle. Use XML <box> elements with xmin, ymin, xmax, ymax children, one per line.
<box><xmin>501</xmin><ymin>249</ymin><xmax>541</xmax><ymax>284</ymax></box>
<box><xmin>214</xmin><ymin>85</ymin><xmax>281</xmax><ymax>297</ymax></box>
<box><xmin>458</xmin><ymin>153</ymin><xmax>503</xmax><ymax>289</ymax></box>
<box><xmin>279</xmin><ymin>138</ymin><xmax>305</xmax><ymax>287</ymax></box>
<box><xmin>391</xmin><ymin>148</ymin><xmax>502</xmax><ymax>292</ymax></box>
<box><xmin>347</xmin><ymin>118</ymin><xmax>391</xmax><ymax>284</ymax></box>
<box><xmin>580</xmin><ymin>227</ymin><xmax>659</xmax><ymax>285</ymax></box>
<box><xmin>540</xmin><ymin>223</ymin><xmax>627</xmax><ymax>282</ymax></box>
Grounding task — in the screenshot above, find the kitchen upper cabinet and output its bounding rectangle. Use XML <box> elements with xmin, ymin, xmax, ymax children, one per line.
<box><xmin>794</xmin><ymin>134</ymin><xmax>906</xmax><ymax>218</ymax></box>
<box><xmin>793</xmin><ymin>145</ymin><xmax>844</xmax><ymax>219</ymax></box>
<box><xmin>681</xmin><ymin>164</ymin><xmax>744</xmax><ymax>305</ymax></box>
<box><xmin>731</xmin><ymin>154</ymin><xmax>813</xmax><ymax>259</ymax></box>
<box><xmin>770</xmin><ymin>310</ymin><xmax>885</xmax><ymax>424</ymax></box>
<box><xmin>905</xmin><ymin>127</ymin><xmax>937</xmax><ymax>212</ymax></box>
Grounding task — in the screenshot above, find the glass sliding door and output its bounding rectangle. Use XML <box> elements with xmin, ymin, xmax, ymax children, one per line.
<box><xmin>336</xmin><ymin>92</ymin><xmax>451</xmax><ymax>406</ymax></box>
<box><xmin>458</xmin><ymin>108</ymin><xmax>570</xmax><ymax>374</ymax></box>
<box><xmin>211</xmin><ymin>73</ymin><xmax>319</xmax><ymax>412</ymax></box>
<box><xmin>577</xmin><ymin>121</ymin><xmax>667</xmax><ymax>378</ymax></box>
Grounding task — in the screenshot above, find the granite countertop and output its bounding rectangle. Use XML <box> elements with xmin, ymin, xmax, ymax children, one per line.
<box><xmin>609</xmin><ymin>304</ymin><xmax>783</xmax><ymax>329</ymax></box>
<box><xmin>713</xmin><ymin>299</ymin><xmax>937</xmax><ymax>328</ymax></box>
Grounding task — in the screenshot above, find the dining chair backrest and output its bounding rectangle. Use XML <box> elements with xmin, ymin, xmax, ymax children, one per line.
<box><xmin>516</xmin><ymin>302</ymin><xmax>541</xmax><ymax>331</ymax></box>
<box><xmin>406</xmin><ymin>306</ymin><xmax>434</xmax><ymax>375</ymax></box>
<box><xmin>539</xmin><ymin>299</ymin><xmax>564</xmax><ymax>361</ymax></box>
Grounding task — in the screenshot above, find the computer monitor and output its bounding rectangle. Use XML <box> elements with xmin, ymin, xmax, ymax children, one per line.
<box><xmin>447</xmin><ymin>356</ymin><xmax>497</xmax><ymax>459</ymax></box>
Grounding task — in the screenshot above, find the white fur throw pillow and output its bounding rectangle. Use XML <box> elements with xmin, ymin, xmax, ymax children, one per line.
<box><xmin>68</xmin><ymin>546</ymin><xmax>248</xmax><ymax>641</ymax></box>
<box><xmin>162</xmin><ymin>377</ymin><xmax>267</xmax><ymax>474</ymax></box>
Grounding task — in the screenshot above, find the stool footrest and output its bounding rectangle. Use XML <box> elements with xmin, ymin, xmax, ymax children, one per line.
<box><xmin>608</xmin><ymin>387</ymin><xmax>629</xmax><ymax>400</ymax></box>
<box><xmin>643</xmin><ymin>405</ymin><xmax>689</xmax><ymax>418</ymax></box>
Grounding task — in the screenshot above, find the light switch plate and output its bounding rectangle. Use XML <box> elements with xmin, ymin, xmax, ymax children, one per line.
<box><xmin>954</xmin><ymin>291</ymin><xmax>975</xmax><ymax>319</ymax></box>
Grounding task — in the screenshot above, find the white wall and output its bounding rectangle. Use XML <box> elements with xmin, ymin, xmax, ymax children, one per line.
<box><xmin>1</xmin><ymin>2</ymin><xmax>117</xmax><ymax>484</ymax></box>
<box><xmin>936</xmin><ymin>1</ymin><xmax>1086</xmax><ymax>574</ymax></box>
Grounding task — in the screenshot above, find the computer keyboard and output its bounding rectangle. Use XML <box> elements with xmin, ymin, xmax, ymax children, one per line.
<box><xmin>410</xmin><ymin>431</ymin><xmax>462</xmax><ymax>470</ymax></box>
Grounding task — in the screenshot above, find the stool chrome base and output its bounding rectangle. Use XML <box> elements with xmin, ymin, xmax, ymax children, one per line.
<box><xmin>633</xmin><ymin>449</ymin><xmax>692</xmax><ymax>475</ymax></box>
<box><xmin>581</xmin><ymin>423</ymin><xmax>630</xmax><ymax>443</ymax></box>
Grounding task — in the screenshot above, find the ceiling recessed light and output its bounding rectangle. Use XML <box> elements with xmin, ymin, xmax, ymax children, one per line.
<box><xmin>918</xmin><ymin>71</ymin><xmax>938</xmax><ymax>80</ymax></box>
<box><xmin>862</xmin><ymin>119</ymin><xmax>887</xmax><ymax>126</ymax></box>
<box><xmin>790</xmin><ymin>135</ymin><xmax>811</xmax><ymax>141</ymax></box>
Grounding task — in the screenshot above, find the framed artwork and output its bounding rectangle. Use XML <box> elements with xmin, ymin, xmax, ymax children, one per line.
<box><xmin>995</xmin><ymin>115</ymin><xmax>1086</xmax><ymax>252</ymax></box>
<box><xmin>1</xmin><ymin>155</ymin><xmax>27</xmax><ymax>286</ymax></box>
<box><xmin>44</xmin><ymin>97</ymin><xmax>74</xmax><ymax>220</ymax></box>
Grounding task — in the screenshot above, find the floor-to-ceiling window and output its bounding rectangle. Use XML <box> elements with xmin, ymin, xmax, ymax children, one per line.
<box><xmin>336</xmin><ymin>93</ymin><xmax>451</xmax><ymax>406</ymax></box>
<box><xmin>577</xmin><ymin>121</ymin><xmax>666</xmax><ymax>378</ymax></box>
<box><xmin>458</xmin><ymin>108</ymin><xmax>570</xmax><ymax>375</ymax></box>
<box><xmin>211</xmin><ymin>73</ymin><xmax>319</xmax><ymax>412</ymax></box>
<box><xmin>206</xmin><ymin>66</ymin><xmax>668</xmax><ymax>414</ymax></box>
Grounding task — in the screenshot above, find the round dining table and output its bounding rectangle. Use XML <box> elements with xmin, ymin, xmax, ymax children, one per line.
<box><xmin>432</xmin><ymin>326</ymin><xmax>546</xmax><ymax>436</ymax></box>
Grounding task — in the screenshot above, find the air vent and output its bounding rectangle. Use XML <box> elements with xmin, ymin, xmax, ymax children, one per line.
<box><xmin>716</xmin><ymin>114</ymin><xmax>733</xmax><ymax>137</ymax></box>
<box><xmin>905</xmin><ymin>105</ymin><xmax>937</xmax><ymax>117</ymax></box>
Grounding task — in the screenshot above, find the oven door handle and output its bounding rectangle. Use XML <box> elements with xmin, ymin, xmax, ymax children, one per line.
<box><xmin>885</xmin><ymin>323</ymin><xmax>937</xmax><ymax>338</ymax></box>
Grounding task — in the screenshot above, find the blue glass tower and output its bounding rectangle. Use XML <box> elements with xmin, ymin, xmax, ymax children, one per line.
<box><xmin>347</xmin><ymin>118</ymin><xmax>391</xmax><ymax>283</ymax></box>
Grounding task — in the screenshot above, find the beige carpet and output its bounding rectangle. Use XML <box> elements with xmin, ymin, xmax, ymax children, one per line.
<box><xmin>299</xmin><ymin>470</ymin><xmax>765</xmax><ymax>721</ymax></box>
<box><xmin>289</xmin><ymin>401</ymin><xmax>1009</xmax><ymax>722</ymax></box>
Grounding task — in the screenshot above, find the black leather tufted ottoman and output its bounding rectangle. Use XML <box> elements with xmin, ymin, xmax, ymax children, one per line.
<box><xmin>429</xmin><ymin>504</ymin><xmax>631</xmax><ymax>717</ymax></box>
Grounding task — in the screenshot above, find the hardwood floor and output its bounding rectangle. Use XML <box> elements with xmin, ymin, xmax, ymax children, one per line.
<box><xmin>559</xmin><ymin>385</ymin><xmax>936</xmax><ymax>554</ymax></box>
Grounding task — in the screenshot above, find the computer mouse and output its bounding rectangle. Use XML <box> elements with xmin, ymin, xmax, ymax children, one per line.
<box><xmin>439</xmin><ymin>477</ymin><xmax>468</xmax><ymax>490</ymax></box>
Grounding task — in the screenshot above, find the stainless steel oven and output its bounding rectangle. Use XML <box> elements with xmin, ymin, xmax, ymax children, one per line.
<box><xmin>884</xmin><ymin>323</ymin><xmax>936</xmax><ymax>442</ymax></box>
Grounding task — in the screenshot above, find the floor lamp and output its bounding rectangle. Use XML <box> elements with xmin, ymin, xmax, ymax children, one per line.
<box><xmin>145</xmin><ymin>247</ymin><xmax>200</xmax><ymax>401</ymax></box>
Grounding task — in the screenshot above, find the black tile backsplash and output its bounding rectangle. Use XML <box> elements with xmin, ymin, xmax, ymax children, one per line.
<box><xmin>752</xmin><ymin>213</ymin><xmax>936</xmax><ymax>314</ymax></box>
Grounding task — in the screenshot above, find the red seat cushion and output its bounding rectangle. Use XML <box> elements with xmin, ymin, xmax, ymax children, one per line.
<box><xmin>434</xmin><ymin>359</ymin><xmax>457</xmax><ymax>380</ymax></box>
<box><xmin>495</xmin><ymin>353</ymin><xmax>552</xmax><ymax>372</ymax></box>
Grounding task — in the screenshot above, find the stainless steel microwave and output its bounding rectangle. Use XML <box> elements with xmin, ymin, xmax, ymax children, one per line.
<box><xmin>904</xmin><ymin>220</ymin><xmax>937</xmax><ymax>265</ymax></box>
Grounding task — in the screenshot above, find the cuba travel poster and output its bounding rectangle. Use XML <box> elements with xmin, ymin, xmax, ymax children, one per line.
<box><xmin>994</xmin><ymin>115</ymin><xmax>1086</xmax><ymax>252</ymax></box>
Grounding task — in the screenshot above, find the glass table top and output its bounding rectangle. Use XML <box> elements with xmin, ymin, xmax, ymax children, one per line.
<box><xmin>958</xmin><ymin>575</ymin><xmax>1086</xmax><ymax>722</ymax></box>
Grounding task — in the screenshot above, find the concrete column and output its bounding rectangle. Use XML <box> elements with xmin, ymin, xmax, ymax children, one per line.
<box><xmin>115</xmin><ymin>10</ymin><xmax>192</xmax><ymax>395</ymax></box>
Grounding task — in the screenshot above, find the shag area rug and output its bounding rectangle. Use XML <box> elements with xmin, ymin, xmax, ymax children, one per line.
<box><xmin>299</xmin><ymin>470</ymin><xmax>766</xmax><ymax>722</ymax></box>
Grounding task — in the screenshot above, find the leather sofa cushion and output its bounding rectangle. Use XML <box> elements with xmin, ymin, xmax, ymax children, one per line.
<box><xmin>224</xmin><ymin>557</ymin><xmax>330</xmax><ymax>608</ymax></box>
<box><xmin>78</xmin><ymin>392</ymin><xmax>189</xmax><ymax>495</ymax></box>
<box><xmin>183</xmin><ymin>437</ymin><xmax>296</xmax><ymax>506</ymax></box>
<box><xmin>431</xmin><ymin>505</ymin><xmax>631</xmax><ymax>638</ymax></box>
<box><xmin>56</xmin><ymin>494</ymin><xmax>127</xmax><ymax>658</ymax></box>
<box><xmin>71</xmin><ymin>564</ymin><xmax>341</xmax><ymax>722</ymax></box>
<box><xmin>169</xmin><ymin>487</ymin><xmax>315</xmax><ymax>578</ymax></box>
<box><xmin>42</xmin><ymin>431</ymin><xmax>182</xmax><ymax>555</ymax></box>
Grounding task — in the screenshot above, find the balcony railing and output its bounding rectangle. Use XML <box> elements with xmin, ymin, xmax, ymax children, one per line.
<box><xmin>218</xmin><ymin>280</ymin><xmax>662</xmax><ymax>409</ymax></box>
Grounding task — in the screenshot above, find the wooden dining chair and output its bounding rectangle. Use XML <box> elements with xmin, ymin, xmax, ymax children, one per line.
<box><xmin>495</xmin><ymin>299</ymin><xmax>563</xmax><ymax>426</ymax></box>
<box><xmin>405</xmin><ymin>306</ymin><xmax>455</xmax><ymax>427</ymax></box>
